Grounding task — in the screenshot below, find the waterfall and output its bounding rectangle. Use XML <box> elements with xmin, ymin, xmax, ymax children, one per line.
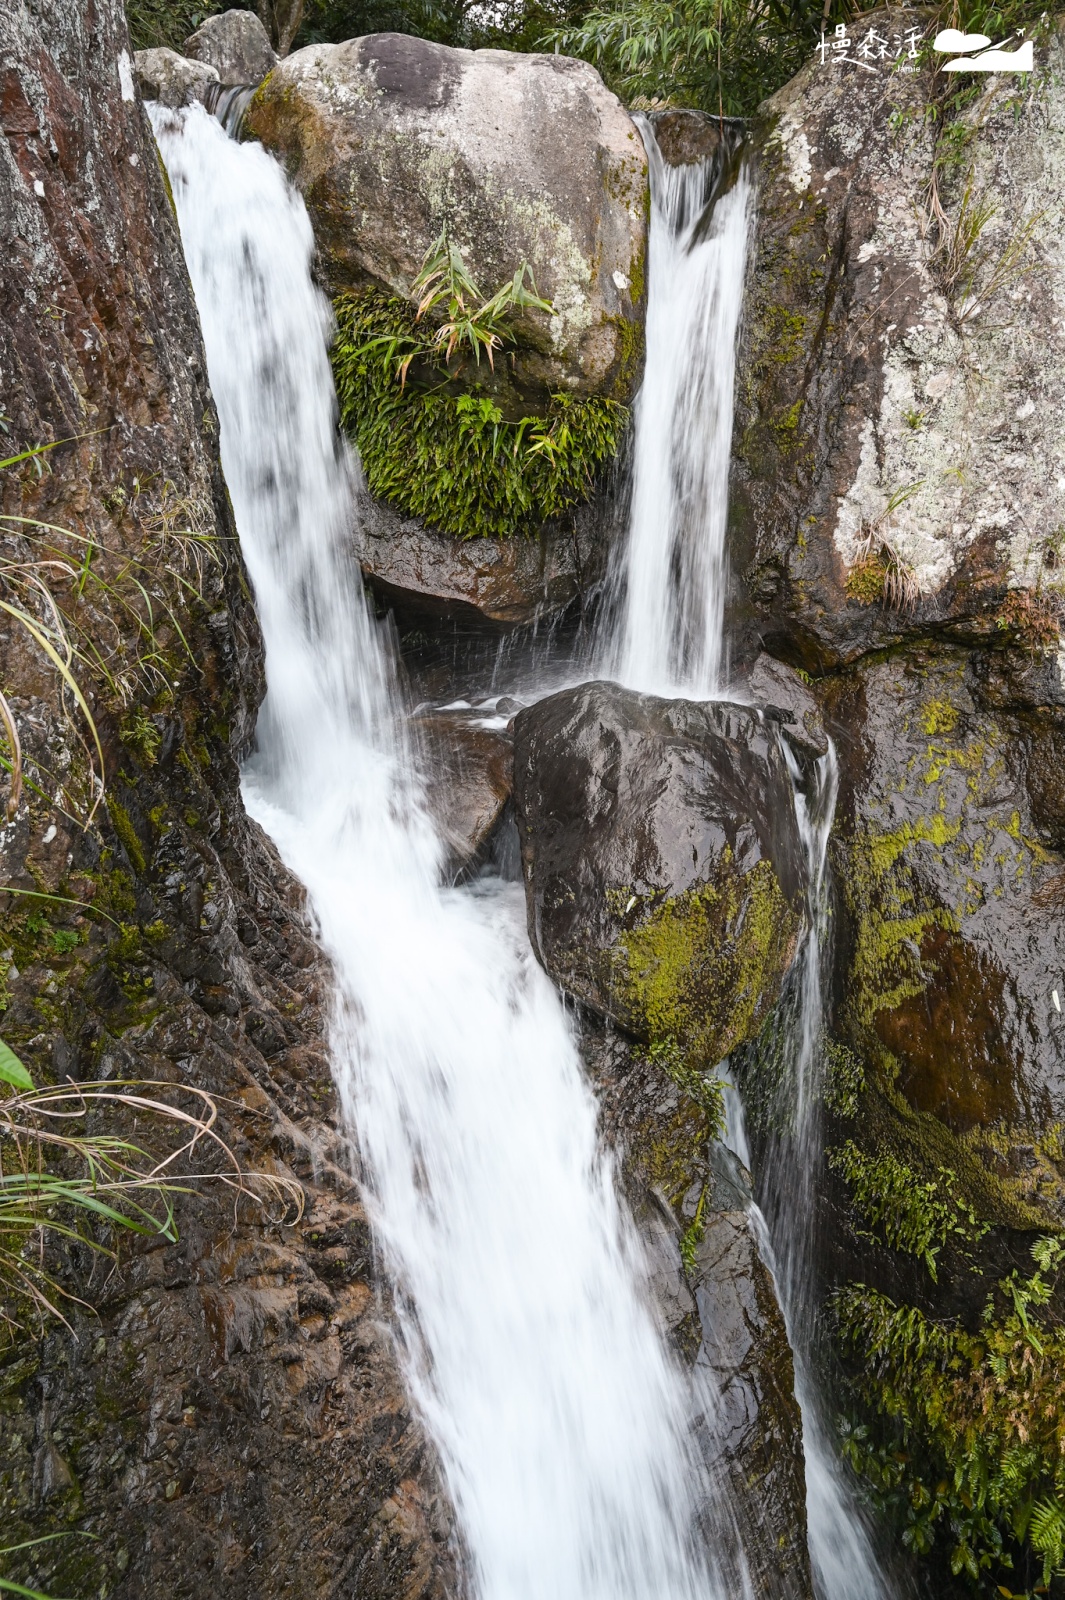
<box><xmin>150</xmin><ymin>101</ymin><xmax>743</xmax><ymax>1600</ymax></box>
<box><xmin>606</xmin><ymin>119</ymin><xmax>895</xmax><ymax>1600</ymax></box>
<box><xmin>597</xmin><ymin>118</ymin><xmax>752</xmax><ymax>699</ymax></box>
<box><xmin>763</xmin><ymin>747</ymin><xmax>890</xmax><ymax>1600</ymax></box>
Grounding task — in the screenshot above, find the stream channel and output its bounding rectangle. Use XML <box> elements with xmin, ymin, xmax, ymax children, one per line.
<box><xmin>152</xmin><ymin>98</ymin><xmax>895</xmax><ymax>1600</ymax></box>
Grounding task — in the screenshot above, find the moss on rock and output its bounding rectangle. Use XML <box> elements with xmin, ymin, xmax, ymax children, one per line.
<box><xmin>610</xmin><ymin>853</ymin><xmax>801</xmax><ymax>1070</ymax></box>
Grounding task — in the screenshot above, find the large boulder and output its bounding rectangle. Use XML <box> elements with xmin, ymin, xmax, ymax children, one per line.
<box><xmin>183</xmin><ymin>9</ymin><xmax>278</xmax><ymax>85</ymax></box>
<box><xmin>134</xmin><ymin>46</ymin><xmax>220</xmax><ymax>106</ymax></box>
<box><xmin>244</xmin><ymin>35</ymin><xmax>648</xmax><ymax>406</ymax></box>
<box><xmin>732</xmin><ymin>10</ymin><xmax>1065</xmax><ymax>672</ymax></box>
<box><xmin>513</xmin><ymin>682</ymin><xmax>807</xmax><ymax>1065</ymax></box>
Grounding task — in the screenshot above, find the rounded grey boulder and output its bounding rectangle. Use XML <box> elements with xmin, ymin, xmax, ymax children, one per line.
<box><xmin>184</xmin><ymin>9</ymin><xmax>277</xmax><ymax>86</ymax></box>
<box><xmin>244</xmin><ymin>35</ymin><xmax>648</xmax><ymax>404</ymax></box>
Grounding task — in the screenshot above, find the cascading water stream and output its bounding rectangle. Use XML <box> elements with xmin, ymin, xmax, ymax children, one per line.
<box><xmin>597</xmin><ymin>119</ymin><xmax>751</xmax><ymax>700</ymax></box>
<box><xmin>151</xmin><ymin>100</ymin><xmax>745</xmax><ymax>1600</ymax></box>
<box><xmin>605</xmin><ymin>120</ymin><xmax>894</xmax><ymax>1599</ymax></box>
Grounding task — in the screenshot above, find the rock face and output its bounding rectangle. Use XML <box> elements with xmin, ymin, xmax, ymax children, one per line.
<box><xmin>410</xmin><ymin>710</ymin><xmax>513</xmax><ymax>870</ymax></box>
<box><xmin>244</xmin><ymin>34</ymin><xmax>648</xmax><ymax>405</ymax></box>
<box><xmin>356</xmin><ymin>474</ymin><xmax>617</xmax><ymax>627</ymax></box>
<box><xmin>0</xmin><ymin>4</ymin><xmax>451</xmax><ymax>1597</ymax></box>
<box><xmin>823</xmin><ymin>648</ymin><xmax>1065</xmax><ymax>1224</ymax></box>
<box><xmin>134</xmin><ymin>46</ymin><xmax>220</xmax><ymax>107</ymax></box>
<box><xmin>184</xmin><ymin>9</ymin><xmax>278</xmax><ymax>85</ymax></box>
<box><xmin>513</xmin><ymin>683</ymin><xmax>806</xmax><ymax>1065</ymax></box>
<box><xmin>733</xmin><ymin>9</ymin><xmax>1065</xmax><ymax>672</ymax></box>
<box><xmin>583</xmin><ymin>1020</ymin><xmax>812</xmax><ymax>1598</ymax></box>
<box><xmin>692</xmin><ymin>1197</ymin><xmax>811</xmax><ymax>1600</ymax></box>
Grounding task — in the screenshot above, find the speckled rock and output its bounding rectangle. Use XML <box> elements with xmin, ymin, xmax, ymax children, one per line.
<box><xmin>244</xmin><ymin>34</ymin><xmax>648</xmax><ymax>406</ymax></box>
<box><xmin>183</xmin><ymin>9</ymin><xmax>277</xmax><ymax>85</ymax></box>
<box><xmin>0</xmin><ymin>3</ymin><xmax>453</xmax><ymax>1596</ymax></box>
<box><xmin>733</xmin><ymin>9</ymin><xmax>1065</xmax><ymax>670</ymax></box>
<box><xmin>512</xmin><ymin>682</ymin><xmax>807</xmax><ymax>1063</ymax></box>
<box><xmin>134</xmin><ymin>46</ymin><xmax>220</xmax><ymax>107</ymax></box>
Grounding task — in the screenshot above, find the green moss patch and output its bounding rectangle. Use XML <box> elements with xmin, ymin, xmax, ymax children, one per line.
<box><xmin>610</xmin><ymin>854</ymin><xmax>801</xmax><ymax>1070</ymax></box>
<box><xmin>331</xmin><ymin>289</ymin><xmax>628</xmax><ymax>540</ymax></box>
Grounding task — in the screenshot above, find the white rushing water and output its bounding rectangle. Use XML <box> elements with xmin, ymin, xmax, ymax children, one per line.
<box><xmin>152</xmin><ymin>101</ymin><xmax>737</xmax><ymax>1600</ymax></box>
<box><xmin>776</xmin><ymin>747</ymin><xmax>889</xmax><ymax>1600</ymax></box>
<box><xmin>599</xmin><ymin>119</ymin><xmax>752</xmax><ymax>700</ymax></box>
<box><xmin>607</xmin><ymin>124</ymin><xmax>894</xmax><ymax>1600</ymax></box>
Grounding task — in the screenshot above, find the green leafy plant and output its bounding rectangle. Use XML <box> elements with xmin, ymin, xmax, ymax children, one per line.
<box><xmin>543</xmin><ymin>0</ymin><xmax>811</xmax><ymax>117</ymax></box>
<box><xmin>333</xmin><ymin>287</ymin><xmax>627</xmax><ymax>539</ymax></box>
<box><xmin>835</xmin><ymin>1238</ymin><xmax>1065</xmax><ymax>1588</ymax></box>
<box><xmin>828</xmin><ymin>1140</ymin><xmax>989</xmax><ymax>1279</ymax></box>
<box><xmin>0</xmin><ymin>1050</ymin><xmax>303</xmax><ymax>1338</ymax></box>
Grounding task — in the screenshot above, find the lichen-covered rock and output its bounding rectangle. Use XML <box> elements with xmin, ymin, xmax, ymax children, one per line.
<box><xmin>513</xmin><ymin>682</ymin><xmax>806</xmax><ymax>1064</ymax></box>
<box><xmin>733</xmin><ymin>9</ymin><xmax>1065</xmax><ymax>670</ymax></box>
<box><xmin>244</xmin><ymin>34</ymin><xmax>648</xmax><ymax>406</ymax></box>
<box><xmin>0</xmin><ymin>3</ymin><xmax>452</xmax><ymax>1596</ymax></box>
<box><xmin>183</xmin><ymin>9</ymin><xmax>277</xmax><ymax>85</ymax></box>
<box><xmin>823</xmin><ymin>649</ymin><xmax>1065</xmax><ymax>1231</ymax></box>
<box><xmin>134</xmin><ymin>46</ymin><xmax>220</xmax><ymax>106</ymax></box>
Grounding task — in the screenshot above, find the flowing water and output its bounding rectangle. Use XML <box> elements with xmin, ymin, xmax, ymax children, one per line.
<box><xmin>604</xmin><ymin>121</ymin><xmax>894</xmax><ymax>1600</ymax></box>
<box><xmin>151</xmin><ymin>101</ymin><xmax>743</xmax><ymax>1600</ymax></box>
<box><xmin>597</xmin><ymin>119</ymin><xmax>752</xmax><ymax>699</ymax></box>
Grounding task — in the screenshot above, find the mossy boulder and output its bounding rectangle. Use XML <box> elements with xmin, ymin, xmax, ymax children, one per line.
<box><xmin>243</xmin><ymin>34</ymin><xmax>648</xmax><ymax>409</ymax></box>
<box><xmin>512</xmin><ymin>682</ymin><xmax>806</xmax><ymax>1065</ymax></box>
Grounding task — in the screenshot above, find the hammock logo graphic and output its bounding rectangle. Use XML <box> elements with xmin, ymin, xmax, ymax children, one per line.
<box><xmin>932</xmin><ymin>27</ymin><xmax>1034</xmax><ymax>71</ymax></box>
<box><xmin>816</xmin><ymin>22</ymin><xmax>1034</xmax><ymax>72</ymax></box>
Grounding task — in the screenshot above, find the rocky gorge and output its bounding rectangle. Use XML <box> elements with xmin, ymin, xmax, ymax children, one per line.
<box><xmin>2</xmin><ymin>3</ymin><xmax>1065</xmax><ymax>1599</ymax></box>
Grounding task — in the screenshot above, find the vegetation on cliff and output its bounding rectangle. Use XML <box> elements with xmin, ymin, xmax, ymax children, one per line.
<box><xmin>836</xmin><ymin>1239</ymin><xmax>1065</xmax><ymax>1592</ymax></box>
<box><xmin>332</xmin><ymin>284</ymin><xmax>627</xmax><ymax>540</ymax></box>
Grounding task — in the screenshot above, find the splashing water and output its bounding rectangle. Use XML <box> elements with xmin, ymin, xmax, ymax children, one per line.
<box><xmin>151</xmin><ymin>100</ymin><xmax>741</xmax><ymax>1600</ymax></box>
<box><xmin>598</xmin><ymin>118</ymin><xmax>752</xmax><ymax>699</ymax></box>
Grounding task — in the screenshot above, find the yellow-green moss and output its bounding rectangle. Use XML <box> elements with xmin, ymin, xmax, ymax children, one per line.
<box><xmin>611</xmin><ymin>854</ymin><xmax>800</xmax><ymax>1068</ymax></box>
<box><xmin>105</xmin><ymin>798</ymin><xmax>146</xmax><ymax>876</ymax></box>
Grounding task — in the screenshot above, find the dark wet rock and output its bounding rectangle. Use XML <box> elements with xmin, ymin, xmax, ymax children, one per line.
<box><xmin>648</xmin><ymin>108</ymin><xmax>747</xmax><ymax>167</ymax></box>
<box><xmin>134</xmin><ymin>46</ymin><xmax>220</xmax><ymax>106</ymax></box>
<box><xmin>0</xmin><ymin>4</ymin><xmax>452</xmax><ymax>1596</ymax></box>
<box><xmin>823</xmin><ymin>649</ymin><xmax>1065</xmax><ymax>1231</ymax></box>
<box><xmin>581</xmin><ymin>1018</ymin><xmax>812</xmax><ymax>1597</ymax></box>
<box><xmin>513</xmin><ymin>682</ymin><xmax>806</xmax><ymax>1064</ymax></box>
<box><xmin>741</xmin><ymin>652</ymin><xmax>827</xmax><ymax>759</ymax></box>
<box><xmin>411</xmin><ymin>712</ymin><xmax>513</xmax><ymax>869</ymax></box>
<box><xmin>184</xmin><ymin>10</ymin><xmax>277</xmax><ymax>85</ymax></box>
<box><xmin>732</xmin><ymin>9</ymin><xmax>1065</xmax><ymax>671</ymax></box>
<box><xmin>692</xmin><ymin>1205</ymin><xmax>810</xmax><ymax>1600</ymax></box>
<box><xmin>244</xmin><ymin>34</ymin><xmax>648</xmax><ymax>406</ymax></box>
<box><xmin>356</xmin><ymin>479</ymin><xmax>614</xmax><ymax>628</ymax></box>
